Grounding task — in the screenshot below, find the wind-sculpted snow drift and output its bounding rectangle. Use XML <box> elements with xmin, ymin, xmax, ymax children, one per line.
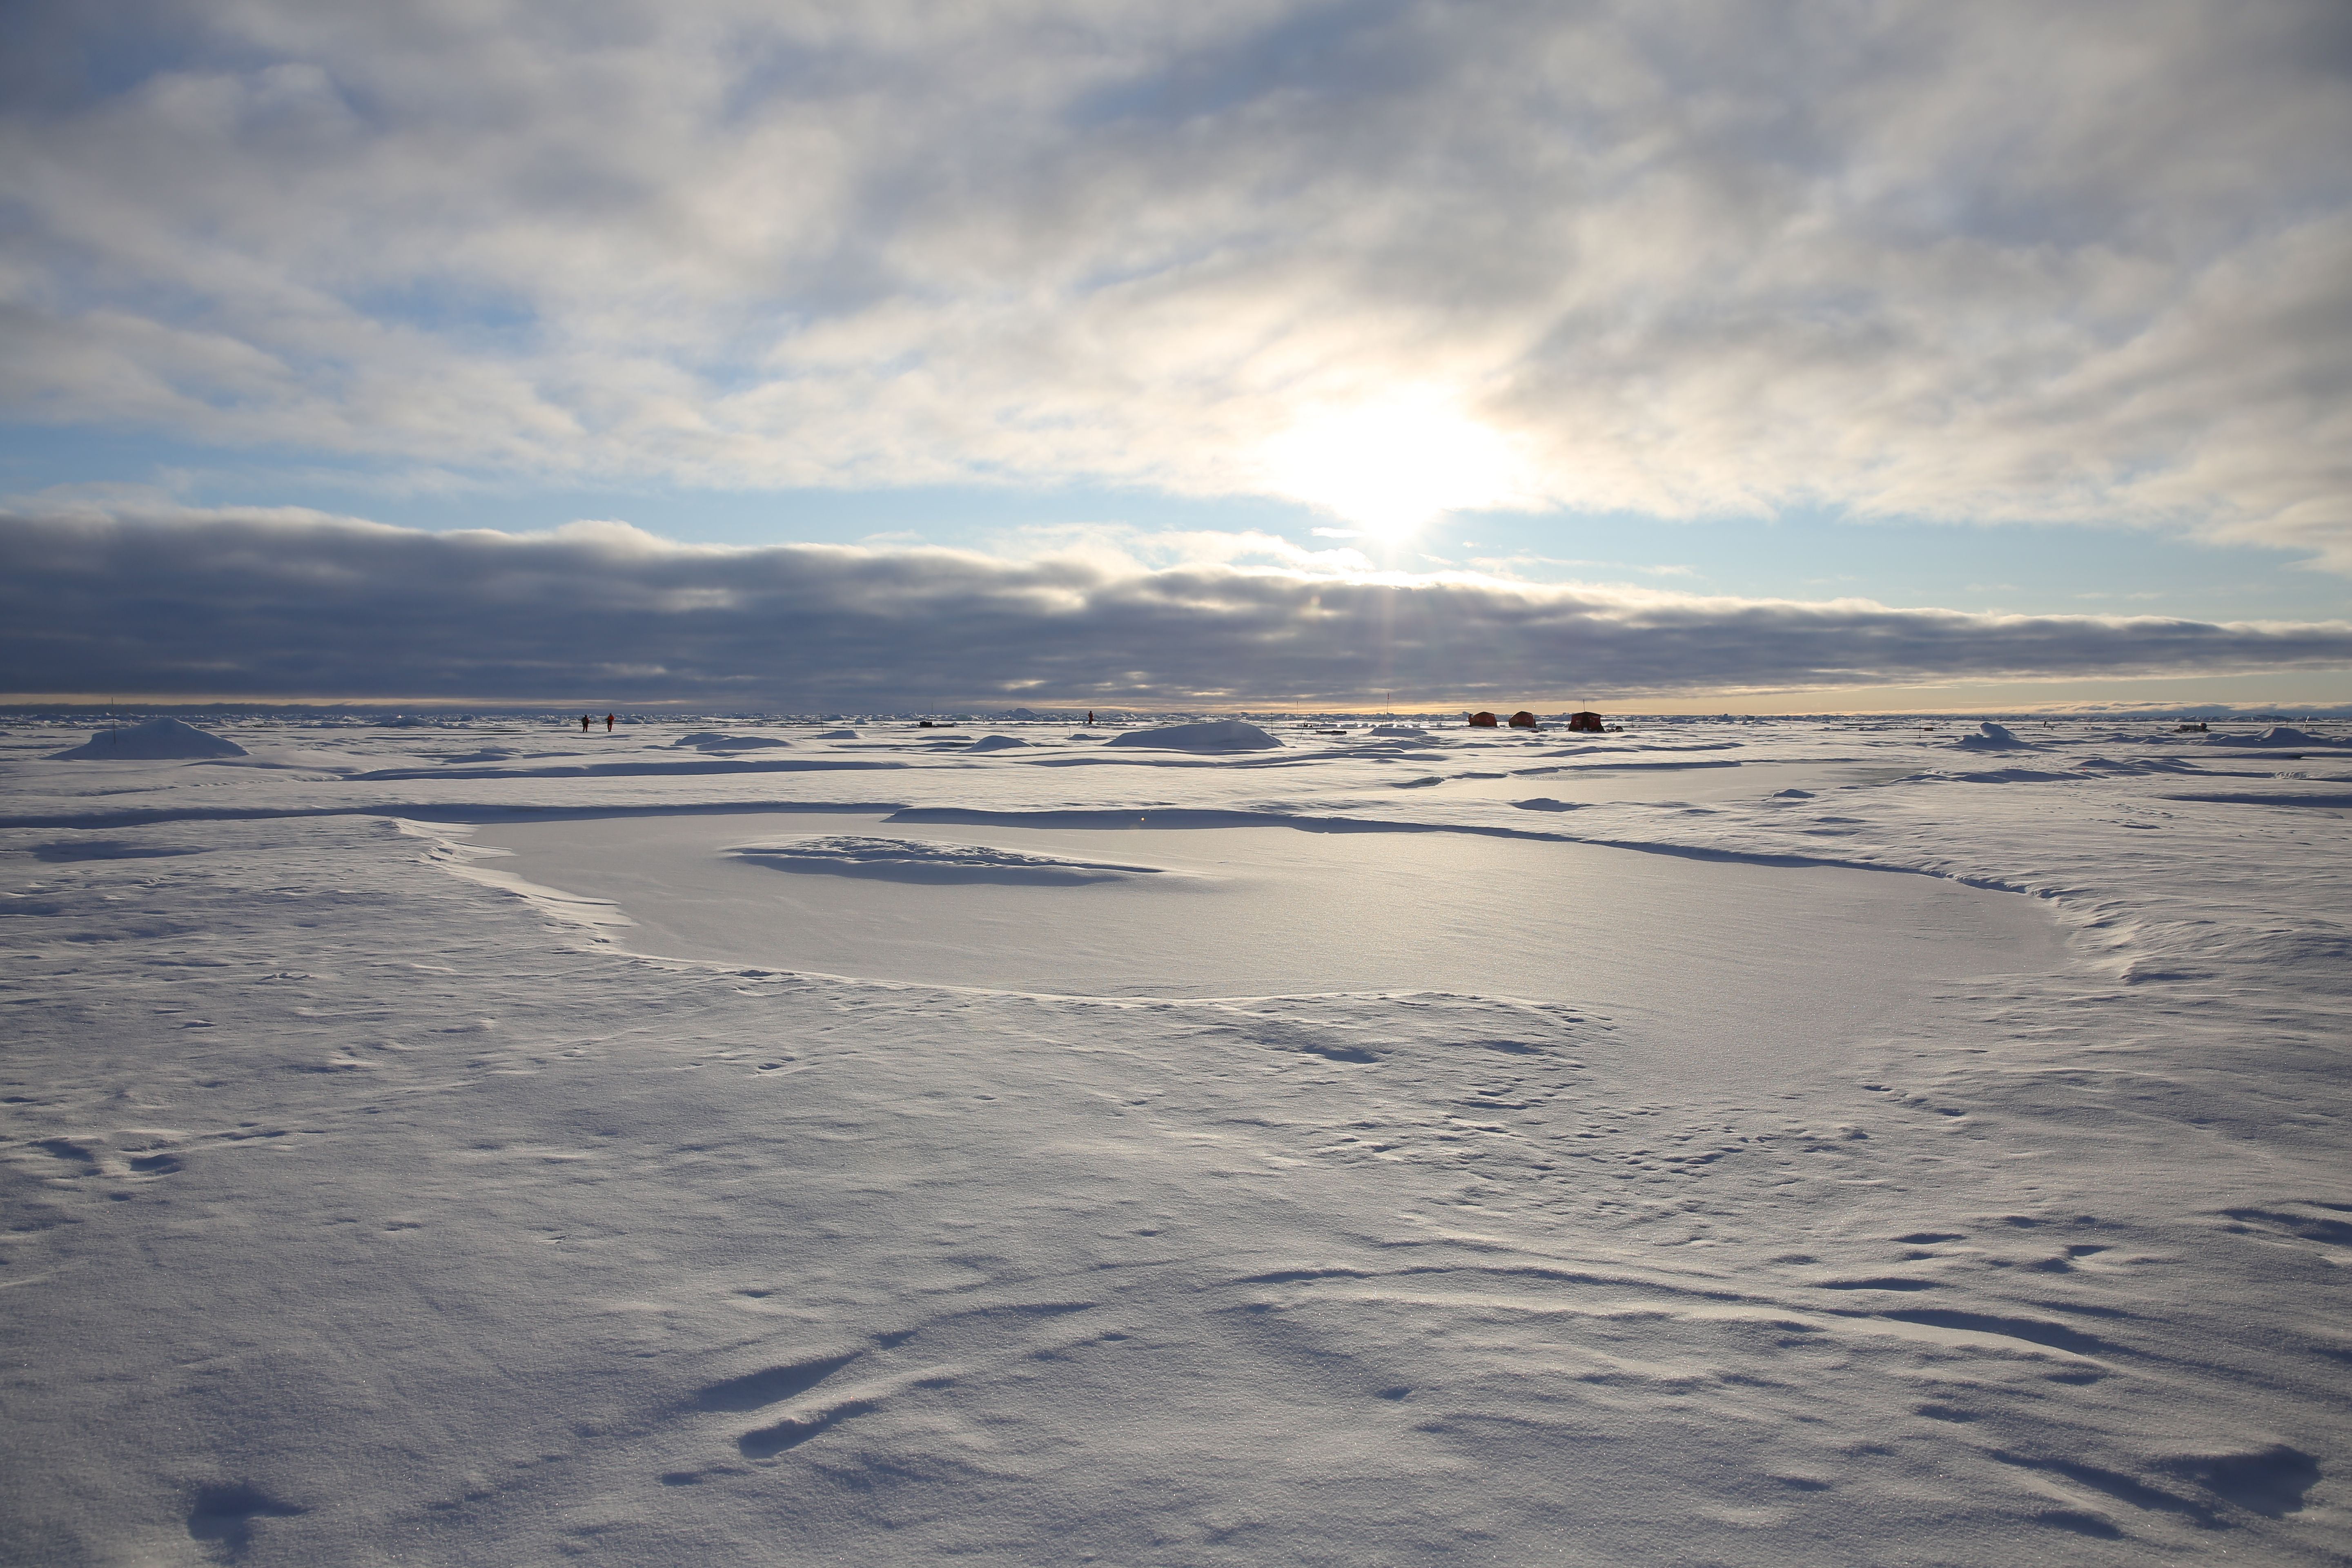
<box><xmin>731</xmin><ymin>835</ymin><xmax>1161</xmax><ymax>885</ymax></box>
<box><xmin>1954</xmin><ymin>721</ymin><xmax>2034</xmax><ymax>752</ymax></box>
<box><xmin>1</xmin><ymin>712</ymin><xmax>2346</xmax><ymax>1565</ymax></box>
<box><xmin>672</xmin><ymin>732</ymin><xmax>792</xmax><ymax>751</ymax></box>
<box><xmin>46</xmin><ymin>716</ymin><xmax>247</xmax><ymax>759</ymax></box>
<box><xmin>2231</xmin><ymin>726</ymin><xmax>2352</xmax><ymax>750</ymax></box>
<box><xmin>1102</xmin><ymin>719</ymin><xmax>1282</xmax><ymax>751</ymax></box>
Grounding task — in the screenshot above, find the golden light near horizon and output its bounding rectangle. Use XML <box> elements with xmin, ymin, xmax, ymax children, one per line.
<box><xmin>1261</xmin><ymin>391</ymin><xmax>1526</xmax><ymax>542</ymax></box>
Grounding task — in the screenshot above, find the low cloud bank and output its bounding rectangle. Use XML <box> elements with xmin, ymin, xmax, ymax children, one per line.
<box><xmin>5</xmin><ymin>510</ymin><xmax>2349</xmax><ymax>707</ymax></box>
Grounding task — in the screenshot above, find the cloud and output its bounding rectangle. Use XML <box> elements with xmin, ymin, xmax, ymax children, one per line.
<box><xmin>1</xmin><ymin>2</ymin><xmax>2348</xmax><ymax>562</ymax></box>
<box><xmin>5</xmin><ymin>507</ymin><xmax>2347</xmax><ymax>706</ymax></box>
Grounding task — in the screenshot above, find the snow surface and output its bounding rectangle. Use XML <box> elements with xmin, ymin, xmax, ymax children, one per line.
<box><xmin>2</xmin><ymin>713</ymin><xmax>2347</xmax><ymax>1565</ymax></box>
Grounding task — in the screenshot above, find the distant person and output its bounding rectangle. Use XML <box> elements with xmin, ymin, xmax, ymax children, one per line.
<box><xmin>1087</xmin><ymin>710</ymin><xmax>1094</xmax><ymax>725</ymax></box>
<box><xmin>605</xmin><ymin>713</ymin><xmax>615</xmax><ymax>732</ymax></box>
<box><xmin>581</xmin><ymin>714</ymin><xmax>590</xmax><ymax>732</ymax></box>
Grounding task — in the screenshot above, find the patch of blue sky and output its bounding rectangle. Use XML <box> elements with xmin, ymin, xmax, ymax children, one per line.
<box><xmin>713</xmin><ymin>35</ymin><xmax>882</xmax><ymax>129</ymax></box>
<box><xmin>348</xmin><ymin>280</ymin><xmax>541</xmax><ymax>350</ymax></box>
<box><xmin>4</xmin><ymin>6</ymin><xmax>210</xmax><ymax>107</ymax></box>
<box><xmin>1061</xmin><ymin>0</ymin><xmax>1429</xmax><ymax>132</ymax></box>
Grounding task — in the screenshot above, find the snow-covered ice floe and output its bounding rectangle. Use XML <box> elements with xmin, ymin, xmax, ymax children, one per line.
<box><xmin>1</xmin><ymin>713</ymin><xmax>2347</xmax><ymax>1564</ymax></box>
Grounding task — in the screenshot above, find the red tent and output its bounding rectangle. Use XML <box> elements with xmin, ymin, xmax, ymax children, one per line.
<box><xmin>1467</xmin><ymin>711</ymin><xmax>1499</xmax><ymax>727</ymax></box>
<box><xmin>1508</xmin><ymin>711</ymin><xmax>1539</xmax><ymax>728</ymax></box>
<box><xmin>1566</xmin><ymin>711</ymin><xmax>1604</xmax><ymax>732</ymax></box>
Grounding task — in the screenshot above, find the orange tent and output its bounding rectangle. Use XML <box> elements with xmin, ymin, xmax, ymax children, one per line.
<box><xmin>1508</xmin><ymin>711</ymin><xmax>1539</xmax><ymax>728</ymax></box>
<box><xmin>1467</xmin><ymin>711</ymin><xmax>1499</xmax><ymax>727</ymax></box>
<box><xmin>1566</xmin><ymin>711</ymin><xmax>1604</xmax><ymax>732</ymax></box>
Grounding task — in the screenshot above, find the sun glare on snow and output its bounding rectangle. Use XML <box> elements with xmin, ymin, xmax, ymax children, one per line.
<box><xmin>1263</xmin><ymin>392</ymin><xmax>1524</xmax><ymax>541</ymax></box>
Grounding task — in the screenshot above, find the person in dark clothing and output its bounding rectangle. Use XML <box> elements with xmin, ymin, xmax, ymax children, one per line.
<box><xmin>581</xmin><ymin>714</ymin><xmax>591</xmax><ymax>732</ymax></box>
<box><xmin>605</xmin><ymin>713</ymin><xmax>615</xmax><ymax>732</ymax></box>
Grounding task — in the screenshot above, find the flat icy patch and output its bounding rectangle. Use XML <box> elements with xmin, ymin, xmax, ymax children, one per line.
<box><xmin>731</xmin><ymin>834</ymin><xmax>1162</xmax><ymax>884</ymax></box>
<box><xmin>470</xmin><ymin>813</ymin><xmax>2062</xmax><ymax>1047</ymax></box>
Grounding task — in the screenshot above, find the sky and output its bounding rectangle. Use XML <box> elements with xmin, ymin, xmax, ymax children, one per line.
<box><xmin>3</xmin><ymin>0</ymin><xmax>2350</xmax><ymax>712</ymax></box>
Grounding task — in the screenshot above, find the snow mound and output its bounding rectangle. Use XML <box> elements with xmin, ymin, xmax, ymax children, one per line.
<box><xmin>1953</xmin><ymin>722</ymin><xmax>2034</xmax><ymax>752</ymax></box>
<box><xmin>1947</xmin><ymin>766</ymin><xmax>2075</xmax><ymax>784</ymax></box>
<box><xmin>2236</xmin><ymin>726</ymin><xmax>2347</xmax><ymax>748</ymax></box>
<box><xmin>815</xmin><ymin>728</ymin><xmax>860</xmax><ymax>739</ymax></box>
<box><xmin>730</xmin><ymin>836</ymin><xmax>1161</xmax><ymax>885</ymax></box>
<box><xmin>673</xmin><ymin>732</ymin><xmax>791</xmax><ymax>751</ymax></box>
<box><xmin>1104</xmin><ymin>719</ymin><xmax>1282</xmax><ymax>752</ymax></box>
<box><xmin>964</xmin><ymin>734</ymin><xmax>1030</xmax><ymax>751</ymax></box>
<box><xmin>1370</xmin><ymin>724</ymin><xmax>1428</xmax><ymax>737</ymax></box>
<box><xmin>49</xmin><ymin>718</ymin><xmax>248</xmax><ymax>760</ymax></box>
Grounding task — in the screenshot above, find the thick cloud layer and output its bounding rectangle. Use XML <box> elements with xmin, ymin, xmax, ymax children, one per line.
<box><xmin>6</xmin><ymin>509</ymin><xmax>2347</xmax><ymax>706</ymax></box>
<box><xmin>3</xmin><ymin>2</ymin><xmax>2349</xmax><ymax>564</ymax></box>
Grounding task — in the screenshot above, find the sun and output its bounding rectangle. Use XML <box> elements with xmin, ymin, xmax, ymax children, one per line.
<box><xmin>1261</xmin><ymin>390</ymin><xmax>1524</xmax><ymax>541</ymax></box>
